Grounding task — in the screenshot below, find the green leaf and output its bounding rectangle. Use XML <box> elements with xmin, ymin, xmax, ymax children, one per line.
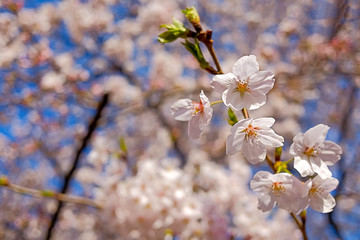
<box><xmin>158</xmin><ymin>18</ymin><xmax>187</xmax><ymax>44</ymax></box>
<box><xmin>182</xmin><ymin>6</ymin><xmax>200</xmax><ymax>24</ymax></box>
<box><xmin>181</xmin><ymin>39</ymin><xmax>209</xmax><ymax>69</ymax></box>
<box><xmin>227</xmin><ymin>108</ymin><xmax>238</xmax><ymax>126</ymax></box>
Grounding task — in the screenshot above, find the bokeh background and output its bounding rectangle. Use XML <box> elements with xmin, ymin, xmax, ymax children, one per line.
<box><xmin>0</xmin><ymin>0</ymin><xmax>359</xmax><ymax>239</ymax></box>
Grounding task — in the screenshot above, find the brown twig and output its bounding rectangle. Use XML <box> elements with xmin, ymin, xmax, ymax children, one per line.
<box><xmin>45</xmin><ymin>93</ymin><xmax>109</xmax><ymax>240</ymax></box>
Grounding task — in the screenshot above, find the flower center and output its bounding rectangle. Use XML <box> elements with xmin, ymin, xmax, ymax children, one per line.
<box><xmin>272</xmin><ymin>182</ymin><xmax>285</xmax><ymax>196</ymax></box>
<box><xmin>242</xmin><ymin>124</ymin><xmax>259</xmax><ymax>139</ymax></box>
<box><xmin>304</xmin><ymin>146</ymin><xmax>317</xmax><ymax>157</ymax></box>
<box><xmin>309</xmin><ymin>186</ymin><xmax>324</xmax><ymax>199</ymax></box>
<box><xmin>193</xmin><ymin>100</ymin><xmax>204</xmax><ymax>115</ymax></box>
<box><xmin>236</xmin><ymin>79</ymin><xmax>249</xmax><ymax>97</ymax></box>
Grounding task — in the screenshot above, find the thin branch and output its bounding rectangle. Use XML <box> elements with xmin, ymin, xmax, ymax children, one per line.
<box><xmin>45</xmin><ymin>93</ymin><xmax>109</xmax><ymax>240</ymax></box>
<box><xmin>0</xmin><ymin>177</ymin><xmax>101</xmax><ymax>208</ymax></box>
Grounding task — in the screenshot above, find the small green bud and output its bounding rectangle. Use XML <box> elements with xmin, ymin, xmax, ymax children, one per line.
<box><xmin>119</xmin><ymin>137</ymin><xmax>127</xmax><ymax>154</ymax></box>
<box><xmin>182</xmin><ymin>6</ymin><xmax>200</xmax><ymax>24</ymax></box>
<box><xmin>0</xmin><ymin>176</ymin><xmax>9</xmax><ymax>186</ymax></box>
<box><xmin>158</xmin><ymin>18</ymin><xmax>187</xmax><ymax>44</ymax></box>
<box><xmin>41</xmin><ymin>190</ymin><xmax>55</xmax><ymax>197</ymax></box>
<box><xmin>227</xmin><ymin>108</ymin><xmax>238</xmax><ymax>126</ymax></box>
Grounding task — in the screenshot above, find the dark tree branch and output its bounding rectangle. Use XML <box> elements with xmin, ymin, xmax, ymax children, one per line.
<box><xmin>45</xmin><ymin>93</ymin><xmax>109</xmax><ymax>240</ymax></box>
<box><xmin>328</xmin><ymin>84</ymin><xmax>357</xmax><ymax>240</ymax></box>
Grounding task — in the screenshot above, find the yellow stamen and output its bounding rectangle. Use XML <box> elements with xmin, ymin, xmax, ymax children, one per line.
<box><xmin>304</xmin><ymin>146</ymin><xmax>317</xmax><ymax>157</ymax></box>
<box><xmin>236</xmin><ymin>78</ymin><xmax>250</xmax><ymax>97</ymax></box>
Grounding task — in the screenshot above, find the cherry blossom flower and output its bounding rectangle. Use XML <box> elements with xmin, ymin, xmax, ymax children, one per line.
<box><xmin>307</xmin><ymin>175</ymin><xmax>338</xmax><ymax>213</ymax></box>
<box><xmin>171</xmin><ymin>90</ymin><xmax>213</xmax><ymax>140</ymax></box>
<box><xmin>211</xmin><ymin>55</ymin><xmax>275</xmax><ymax>111</ymax></box>
<box><xmin>289</xmin><ymin>124</ymin><xmax>342</xmax><ymax>178</ymax></box>
<box><xmin>226</xmin><ymin>117</ymin><xmax>284</xmax><ymax>164</ymax></box>
<box><xmin>250</xmin><ymin>171</ymin><xmax>310</xmax><ymax>214</ymax></box>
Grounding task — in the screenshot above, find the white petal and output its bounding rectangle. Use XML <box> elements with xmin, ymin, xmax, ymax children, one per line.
<box><xmin>318</xmin><ymin>141</ymin><xmax>342</xmax><ymax>166</ymax></box>
<box><xmin>226</xmin><ymin>131</ymin><xmax>245</xmax><ymax>155</ymax></box>
<box><xmin>252</xmin><ymin>117</ymin><xmax>275</xmax><ymax>128</ymax></box>
<box><xmin>249</xmin><ymin>70</ymin><xmax>275</xmax><ymax>95</ymax></box>
<box><xmin>289</xmin><ymin>133</ymin><xmax>305</xmax><ymax>155</ymax></box>
<box><xmin>223</xmin><ymin>89</ymin><xmax>245</xmax><ymax>111</ymax></box>
<box><xmin>303</xmin><ymin>124</ymin><xmax>329</xmax><ymax>148</ymax></box>
<box><xmin>171</xmin><ymin>99</ymin><xmax>193</xmax><ymax>121</ymax></box>
<box><xmin>294</xmin><ymin>157</ymin><xmax>315</xmax><ymax>177</ymax></box>
<box><xmin>245</xmin><ymin>92</ymin><xmax>267</xmax><ymax>110</ymax></box>
<box><xmin>188</xmin><ymin>116</ymin><xmax>202</xmax><ymax>140</ymax></box>
<box><xmin>257</xmin><ymin>129</ymin><xmax>284</xmax><ymax>148</ymax></box>
<box><xmin>313</xmin><ymin>176</ymin><xmax>339</xmax><ymax>193</ymax></box>
<box><xmin>258</xmin><ymin>194</ymin><xmax>276</xmax><ymax>212</ymax></box>
<box><xmin>232</xmin><ymin>55</ymin><xmax>259</xmax><ymax>79</ymax></box>
<box><xmin>310</xmin><ymin>194</ymin><xmax>336</xmax><ymax>213</ymax></box>
<box><xmin>241</xmin><ymin>139</ymin><xmax>266</xmax><ymax>163</ymax></box>
<box><xmin>250</xmin><ymin>171</ymin><xmax>273</xmax><ymax>193</ymax></box>
<box><xmin>211</xmin><ymin>73</ymin><xmax>237</xmax><ymax>93</ymax></box>
<box><xmin>311</xmin><ymin>157</ymin><xmax>332</xmax><ymax>178</ymax></box>
<box><xmin>199</xmin><ymin>90</ymin><xmax>210</xmax><ymax>105</ymax></box>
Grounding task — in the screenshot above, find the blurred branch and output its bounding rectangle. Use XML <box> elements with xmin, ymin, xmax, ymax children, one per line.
<box><xmin>328</xmin><ymin>84</ymin><xmax>357</xmax><ymax>240</ymax></box>
<box><xmin>45</xmin><ymin>93</ymin><xmax>109</xmax><ymax>240</ymax></box>
<box><xmin>0</xmin><ymin>176</ymin><xmax>101</xmax><ymax>209</ymax></box>
<box><xmin>329</xmin><ymin>0</ymin><xmax>349</xmax><ymax>41</ymax></box>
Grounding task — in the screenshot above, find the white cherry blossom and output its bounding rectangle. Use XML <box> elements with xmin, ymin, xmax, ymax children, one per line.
<box><xmin>307</xmin><ymin>175</ymin><xmax>339</xmax><ymax>213</ymax></box>
<box><xmin>289</xmin><ymin>124</ymin><xmax>342</xmax><ymax>178</ymax></box>
<box><xmin>171</xmin><ymin>90</ymin><xmax>213</xmax><ymax>140</ymax></box>
<box><xmin>250</xmin><ymin>171</ymin><xmax>310</xmax><ymax>214</ymax></box>
<box><xmin>211</xmin><ymin>55</ymin><xmax>275</xmax><ymax>111</ymax></box>
<box><xmin>226</xmin><ymin>117</ymin><xmax>284</xmax><ymax>164</ymax></box>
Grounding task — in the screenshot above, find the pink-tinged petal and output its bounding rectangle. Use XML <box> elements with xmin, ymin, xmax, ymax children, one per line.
<box><xmin>257</xmin><ymin>194</ymin><xmax>276</xmax><ymax>212</ymax></box>
<box><xmin>303</xmin><ymin>124</ymin><xmax>329</xmax><ymax>147</ymax></box>
<box><xmin>257</xmin><ymin>129</ymin><xmax>284</xmax><ymax>148</ymax></box>
<box><xmin>245</xmin><ymin>92</ymin><xmax>266</xmax><ymax>110</ymax></box>
<box><xmin>241</xmin><ymin>139</ymin><xmax>266</xmax><ymax>164</ymax></box>
<box><xmin>303</xmin><ymin>179</ymin><xmax>313</xmax><ymax>197</ymax></box>
<box><xmin>294</xmin><ymin>157</ymin><xmax>315</xmax><ymax>177</ymax></box>
<box><xmin>199</xmin><ymin>90</ymin><xmax>210</xmax><ymax>105</ymax></box>
<box><xmin>171</xmin><ymin>99</ymin><xmax>193</xmax><ymax>121</ymax></box>
<box><xmin>322</xmin><ymin>179</ymin><xmax>339</xmax><ymax>193</ymax></box>
<box><xmin>250</xmin><ymin>70</ymin><xmax>275</xmax><ymax>84</ymax></box>
<box><xmin>250</xmin><ymin>171</ymin><xmax>273</xmax><ymax>193</ymax></box>
<box><xmin>223</xmin><ymin>90</ymin><xmax>245</xmax><ymax>111</ymax></box>
<box><xmin>249</xmin><ymin>71</ymin><xmax>275</xmax><ymax>95</ymax></box>
<box><xmin>232</xmin><ymin>55</ymin><xmax>259</xmax><ymax>79</ymax></box>
<box><xmin>199</xmin><ymin>109</ymin><xmax>213</xmax><ymax>130</ymax></box>
<box><xmin>311</xmin><ymin>157</ymin><xmax>332</xmax><ymax>178</ymax></box>
<box><xmin>226</xmin><ymin>131</ymin><xmax>246</xmax><ymax>155</ymax></box>
<box><xmin>310</xmin><ymin>193</ymin><xmax>336</xmax><ymax>213</ymax></box>
<box><xmin>289</xmin><ymin>133</ymin><xmax>305</xmax><ymax>155</ymax></box>
<box><xmin>318</xmin><ymin>141</ymin><xmax>342</xmax><ymax>166</ymax></box>
<box><xmin>211</xmin><ymin>73</ymin><xmax>237</xmax><ymax>93</ymax></box>
<box><xmin>252</xmin><ymin>117</ymin><xmax>275</xmax><ymax>128</ymax></box>
<box><xmin>188</xmin><ymin>116</ymin><xmax>202</xmax><ymax>140</ymax></box>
